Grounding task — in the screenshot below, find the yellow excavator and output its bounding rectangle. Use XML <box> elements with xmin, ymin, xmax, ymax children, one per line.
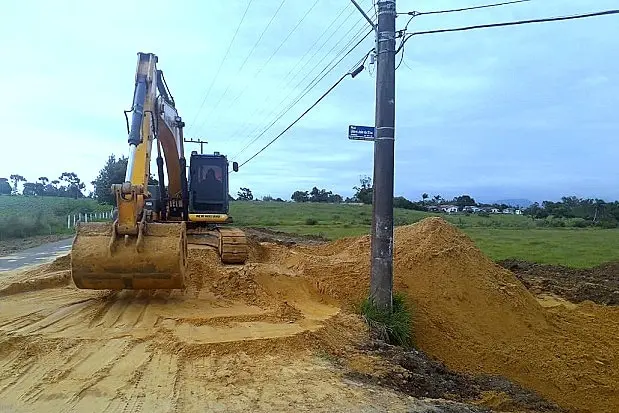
<box><xmin>71</xmin><ymin>52</ymin><xmax>247</xmax><ymax>290</ymax></box>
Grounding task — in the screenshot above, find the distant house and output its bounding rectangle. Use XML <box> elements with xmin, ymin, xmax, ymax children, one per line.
<box><xmin>427</xmin><ymin>205</ymin><xmax>440</xmax><ymax>212</ymax></box>
<box><xmin>515</xmin><ymin>209</ymin><xmax>523</xmax><ymax>215</ymax></box>
<box><xmin>441</xmin><ymin>205</ymin><xmax>459</xmax><ymax>214</ymax></box>
<box><xmin>464</xmin><ymin>206</ymin><xmax>482</xmax><ymax>213</ymax></box>
<box><xmin>490</xmin><ymin>208</ymin><xmax>501</xmax><ymax>214</ymax></box>
<box><xmin>503</xmin><ymin>208</ymin><xmax>515</xmax><ymax>214</ymax></box>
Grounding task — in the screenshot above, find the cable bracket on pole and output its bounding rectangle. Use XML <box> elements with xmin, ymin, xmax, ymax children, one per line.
<box><xmin>350</xmin><ymin>0</ymin><xmax>377</xmax><ymax>30</ymax></box>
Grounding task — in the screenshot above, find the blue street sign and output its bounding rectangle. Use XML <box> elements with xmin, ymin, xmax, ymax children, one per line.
<box><xmin>348</xmin><ymin>125</ymin><xmax>375</xmax><ymax>141</ymax></box>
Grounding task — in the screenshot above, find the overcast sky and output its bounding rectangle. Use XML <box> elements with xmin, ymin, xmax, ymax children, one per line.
<box><xmin>1</xmin><ymin>0</ymin><xmax>617</xmax><ymax>203</ymax></box>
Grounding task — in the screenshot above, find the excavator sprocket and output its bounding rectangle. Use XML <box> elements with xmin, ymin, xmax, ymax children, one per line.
<box><xmin>187</xmin><ymin>226</ymin><xmax>248</xmax><ymax>264</ymax></box>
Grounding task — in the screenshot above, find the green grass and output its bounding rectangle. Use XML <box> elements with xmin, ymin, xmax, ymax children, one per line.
<box><xmin>3</xmin><ymin>197</ymin><xmax>618</xmax><ymax>268</ymax></box>
<box><xmin>463</xmin><ymin>228</ymin><xmax>619</xmax><ymax>268</ymax></box>
<box><xmin>359</xmin><ymin>292</ymin><xmax>413</xmax><ymax>347</ymax></box>
<box><xmin>229</xmin><ymin>201</ymin><xmax>619</xmax><ymax>268</ymax></box>
<box><xmin>0</xmin><ymin>195</ymin><xmax>112</xmax><ymax>240</ymax></box>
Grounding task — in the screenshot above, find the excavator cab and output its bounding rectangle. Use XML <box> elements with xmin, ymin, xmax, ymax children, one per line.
<box><xmin>185</xmin><ymin>152</ymin><xmax>247</xmax><ymax>264</ymax></box>
<box><xmin>189</xmin><ymin>152</ymin><xmax>230</xmax><ymax>216</ymax></box>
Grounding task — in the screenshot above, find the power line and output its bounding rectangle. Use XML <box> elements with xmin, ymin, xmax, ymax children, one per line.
<box><xmin>224</xmin><ymin>3</ymin><xmax>354</xmax><ymax>143</ymax></box>
<box><xmin>194</xmin><ymin>0</ymin><xmax>290</xmax><ymax>133</ymax></box>
<box><xmin>186</xmin><ymin>0</ymin><xmax>253</xmax><ymax>134</ymax></box>
<box><xmin>402</xmin><ymin>0</ymin><xmax>531</xmax><ymax>16</ymax></box>
<box><xmin>194</xmin><ymin>0</ymin><xmax>321</xmax><ymax>136</ymax></box>
<box><xmin>237</xmin><ymin>38</ymin><xmax>373</xmax><ymax>167</ymax></box>
<box><xmin>233</xmin><ymin>12</ymin><xmax>375</xmax><ymax>159</ymax></box>
<box><xmin>398</xmin><ymin>9</ymin><xmax>619</xmax><ymax>52</ymax></box>
<box><xmin>233</xmin><ymin>24</ymin><xmax>373</xmax><ymax>160</ymax></box>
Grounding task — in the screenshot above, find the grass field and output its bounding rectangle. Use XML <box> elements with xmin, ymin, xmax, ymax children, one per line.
<box><xmin>0</xmin><ymin>195</ymin><xmax>111</xmax><ymax>240</ymax></box>
<box><xmin>229</xmin><ymin>202</ymin><xmax>619</xmax><ymax>268</ymax></box>
<box><xmin>1</xmin><ymin>198</ymin><xmax>617</xmax><ymax>267</ymax></box>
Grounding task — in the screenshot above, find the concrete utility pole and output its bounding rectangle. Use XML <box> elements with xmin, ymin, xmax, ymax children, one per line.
<box><xmin>370</xmin><ymin>0</ymin><xmax>396</xmax><ymax>312</ymax></box>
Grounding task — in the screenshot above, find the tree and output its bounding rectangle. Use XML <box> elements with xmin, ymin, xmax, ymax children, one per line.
<box><xmin>422</xmin><ymin>193</ymin><xmax>429</xmax><ymax>204</ymax></box>
<box><xmin>0</xmin><ymin>178</ymin><xmax>11</xmax><ymax>195</ymax></box>
<box><xmin>9</xmin><ymin>174</ymin><xmax>25</xmax><ymax>195</ymax></box>
<box><xmin>262</xmin><ymin>195</ymin><xmax>274</xmax><ymax>202</ymax></box>
<box><xmin>453</xmin><ymin>195</ymin><xmax>476</xmax><ymax>210</ymax></box>
<box><xmin>327</xmin><ymin>193</ymin><xmax>343</xmax><ymax>203</ymax></box>
<box><xmin>353</xmin><ymin>176</ymin><xmax>373</xmax><ymax>205</ymax></box>
<box><xmin>237</xmin><ymin>187</ymin><xmax>253</xmax><ymax>201</ymax></box>
<box><xmin>22</xmin><ymin>182</ymin><xmax>37</xmax><ymax>196</ymax></box>
<box><xmin>394</xmin><ymin>196</ymin><xmax>414</xmax><ymax>209</ymax></box>
<box><xmin>92</xmin><ymin>155</ymin><xmax>128</xmax><ymax>204</ymax></box>
<box><xmin>433</xmin><ymin>194</ymin><xmax>443</xmax><ymax>205</ymax></box>
<box><xmin>59</xmin><ymin>172</ymin><xmax>85</xmax><ymax>199</ymax></box>
<box><xmin>291</xmin><ymin>190</ymin><xmax>310</xmax><ymax>203</ymax></box>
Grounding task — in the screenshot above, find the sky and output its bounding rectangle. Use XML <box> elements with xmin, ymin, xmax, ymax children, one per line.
<box><xmin>0</xmin><ymin>0</ymin><xmax>618</xmax><ymax>203</ymax></box>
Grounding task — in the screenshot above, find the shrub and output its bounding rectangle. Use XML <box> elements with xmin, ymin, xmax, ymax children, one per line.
<box><xmin>305</xmin><ymin>218</ymin><xmax>318</xmax><ymax>225</ymax></box>
<box><xmin>359</xmin><ymin>292</ymin><xmax>413</xmax><ymax>347</ymax></box>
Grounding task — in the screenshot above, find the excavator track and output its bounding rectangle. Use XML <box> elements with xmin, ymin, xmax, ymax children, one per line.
<box><xmin>186</xmin><ymin>226</ymin><xmax>248</xmax><ymax>264</ymax></box>
<box><xmin>217</xmin><ymin>227</ymin><xmax>248</xmax><ymax>264</ymax></box>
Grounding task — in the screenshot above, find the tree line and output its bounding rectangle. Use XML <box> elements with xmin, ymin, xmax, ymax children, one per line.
<box><xmin>1</xmin><ymin>173</ymin><xmax>86</xmax><ymax>199</ymax></box>
<box><xmin>524</xmin><ymin>197</ymin><xmax>619</xmax><ymax>228</ymax></box>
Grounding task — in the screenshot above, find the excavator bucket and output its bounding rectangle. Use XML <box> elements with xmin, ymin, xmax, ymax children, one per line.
<box><xmin>71</xmin><ymin>221</ymin><xmax>187</xmax><ymax>290</ymax></box>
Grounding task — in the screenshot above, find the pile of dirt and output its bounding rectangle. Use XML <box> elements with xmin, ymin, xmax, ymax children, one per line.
<box><xmin>0</xmin><ymin>254</ymin><xmax>71</xmax><ymax>296</ymax></box>
<box><xmin>281</xmin><ymin>217</ymin><xmax>619</xmax><ymax>413</ymax></box>
<box><xmin>499</xmin><ymin>259</ymin><xmax>619</xmax><ymax>305</ymax></box>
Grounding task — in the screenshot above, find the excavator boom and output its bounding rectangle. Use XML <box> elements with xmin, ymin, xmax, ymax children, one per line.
<box><xmin>71</xmin><ymin>53</ymin><xmax>188</xmax><ymax>290</ymax></box>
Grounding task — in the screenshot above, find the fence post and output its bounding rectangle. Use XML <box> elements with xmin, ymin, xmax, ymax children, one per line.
<box><xmin>67</xmin><ymin>215</ymin><xmax>70</xmax><ymax>229</ymax></box>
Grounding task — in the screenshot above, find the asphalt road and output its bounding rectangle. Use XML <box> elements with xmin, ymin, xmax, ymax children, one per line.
<box><xmin>0</xmin><ymin>238</ymin><xmax>73</xmax><ymax>272</ymax></box>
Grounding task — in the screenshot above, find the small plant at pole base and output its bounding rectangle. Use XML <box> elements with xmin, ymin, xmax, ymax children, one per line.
<box><xmin>358</xmin><ymin>292</ymin><xmax>413</xmax><ymax>348</ymax></box>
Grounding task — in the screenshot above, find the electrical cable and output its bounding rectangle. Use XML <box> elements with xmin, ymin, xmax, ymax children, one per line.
<box><xmin>237</xmin><ymin>39</ymin><xmax>373</xmax><ymax>167</ymax></box>
<box><xmin>193</xmin><ymin>0</ymin><xmax>288</xmax><ymax>132</ymax></box>
<box><xmin>186</xmin><ymin>0</ymin><xmax>254</xmax><ymax>133</ymax></box>
<box><xmin>224</xmin><ymin>2</ymin><xmax>353</xmax><ymax>143</ymax></box>
<box><xmin>233</xmin><ymin>25</ymin><xmax>373</xmax><ymax>160</ymax></box>
<box><xmin>397</xmin><ymin>9</ymin><xmax>619</xmax><ymax>53</ymax></box>
<box><xmin>401</xmin><ymin>0</ymin><xmax>531</xmax><ymax>16</ymax></box>
<box><xmin>231</xmin><ymin>13</ymin><xmax>374</xmax><ymax>158</ymax></box>
<box><xmin>194</xmin><ymin>0</ymin><xmax>321</xmax><ymax>136</ymax></box>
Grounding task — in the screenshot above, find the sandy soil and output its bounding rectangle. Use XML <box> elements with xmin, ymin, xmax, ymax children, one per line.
<box><xmin>0</xmin><ymin>218</ymin><xmax>617</xmax><ymax>413</ymax></box>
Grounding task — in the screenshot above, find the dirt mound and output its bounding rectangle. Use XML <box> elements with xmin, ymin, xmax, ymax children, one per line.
<box><xmin>500</xmin><ymin>259</ymin><xmax>619</xmax><ymax>305</ymax></box>
<box><xmin>282</xmin><ymin>217</ymin><xmax>618</xmax><ymax>413</ymax></box>
<box><xmin>0</xmin><ymin>254</ymin><xmax>71</xmax><ymax>296</ymax></box>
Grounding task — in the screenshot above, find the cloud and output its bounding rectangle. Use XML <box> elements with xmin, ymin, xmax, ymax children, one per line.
<box><xmin>1</xmin><ymin>0</ymin><xmax>618</xmax><ymax>203</ymax></box>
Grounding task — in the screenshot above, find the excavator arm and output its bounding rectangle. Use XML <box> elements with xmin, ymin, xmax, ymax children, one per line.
<box><xmin>71</xmin><ymin>53</ymin><xmax>188</xmax><ymax>290</ymax></box>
